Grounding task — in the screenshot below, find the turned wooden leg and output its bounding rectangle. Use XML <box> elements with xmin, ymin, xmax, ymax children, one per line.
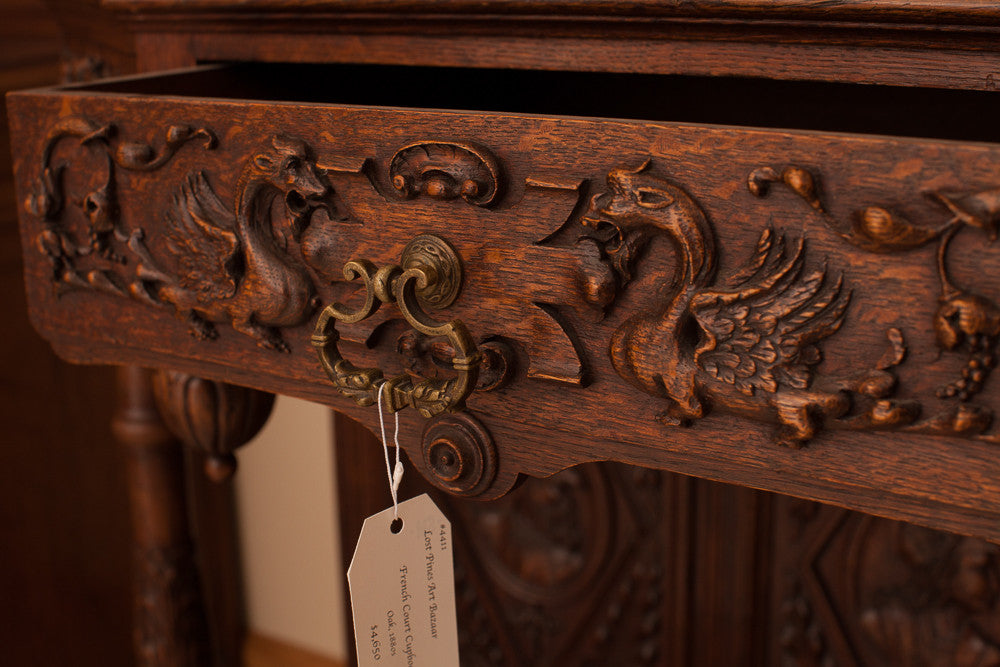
<box><xmin>113</xmin><ymin>367</ymin><xmax>275</xmax><ymax>666</ymax></box>
<box><xmin>333</xmin><ymin>411</ymin><xmax>384</xmax><ymax>667</ymax></box>
<box><xmin>112</xmin><ymin>366</ymin><xmax>212</xmax><ymax>666</ymax></box>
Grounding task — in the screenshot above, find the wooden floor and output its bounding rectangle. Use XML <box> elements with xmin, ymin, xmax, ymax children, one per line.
<box><xmin>244</xmin><ymin>633</ymin><xmax>345</xmax><ymax>667</ymax></box>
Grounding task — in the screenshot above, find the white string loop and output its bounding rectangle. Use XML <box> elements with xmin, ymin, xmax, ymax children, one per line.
<box><xmin>377</xmin><ymin>382</ymin><xmax>404</xmax><ymax>520</ymax></box>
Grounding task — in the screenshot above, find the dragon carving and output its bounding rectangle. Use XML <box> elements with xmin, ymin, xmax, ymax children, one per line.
<box><xmin>129</xmin><ymin>135</ymin><xmax>334</xmax><ymax>351</ymax></box>
<box><xmin>582</xmin><ymin>161</ymin><xmax>863</xmax><ymax>446</ymax></box>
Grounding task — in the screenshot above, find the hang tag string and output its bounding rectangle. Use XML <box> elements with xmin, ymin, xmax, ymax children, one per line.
<box><xmin>377</xmin><ymin>382</ymin><xmax>404</xmax><ymax>520</ymax></box>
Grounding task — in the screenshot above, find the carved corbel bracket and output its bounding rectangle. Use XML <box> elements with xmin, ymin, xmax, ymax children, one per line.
<box><xmin>151</xmin><ymin>370</ymin><xmax>275</xmax><ymax>481</ymax></box>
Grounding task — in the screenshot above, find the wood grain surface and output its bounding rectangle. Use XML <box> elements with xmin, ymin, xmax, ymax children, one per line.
<box><xmin>106</xmin><ymin>0</ymin><xmax>1000</xmax><ymax>91</ymax></box>
<box><xmin>101</xmin><ymin>0</ymin><xmax>1000</xmax><ymax>24</ymax></box>
<box><xmin>9</xmin><ymin>65</ymin><xmax>1000</xmax><ymax>542</ymax></box>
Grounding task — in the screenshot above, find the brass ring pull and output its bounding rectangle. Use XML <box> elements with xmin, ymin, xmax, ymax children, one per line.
<box><xmin>311</xmin><ymin>234</ymin><xmax>480</xmax><ymax>418</ymax></box>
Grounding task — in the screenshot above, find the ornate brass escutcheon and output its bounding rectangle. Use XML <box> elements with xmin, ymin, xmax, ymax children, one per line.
<box><xmin>311</xmin><ymin>234</ymin><xmax>480</xmax><ymax>418</ymax></box>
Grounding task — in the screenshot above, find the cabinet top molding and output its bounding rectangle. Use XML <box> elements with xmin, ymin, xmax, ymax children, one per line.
<box><xmin>101</xmin><ymin>0</ymin><xmax>1000</xmax><ymax>26</ymax></box>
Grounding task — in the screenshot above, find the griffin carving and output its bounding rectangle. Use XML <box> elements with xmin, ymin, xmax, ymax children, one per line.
<box><xmin>130</xmin><ymin>135</ymin><xmax>334</xmax><ymax>351</ymax></box>
<box><xmin>582</xmin><ymin>161</ymin><xmax>853</xmax><ymax>446</ymax></box>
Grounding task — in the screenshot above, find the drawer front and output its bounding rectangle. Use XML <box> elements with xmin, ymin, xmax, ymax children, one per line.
<box><xmin>9</xmin><ymin>75</ymin><xmax>1000</xmax><ymax>538</ymax></box>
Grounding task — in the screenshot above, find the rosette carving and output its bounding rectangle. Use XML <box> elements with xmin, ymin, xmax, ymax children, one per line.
<box><xmin>420</xmin><ymin>412</ymin><xmax>497</xmax><ymax>496</ymax></box>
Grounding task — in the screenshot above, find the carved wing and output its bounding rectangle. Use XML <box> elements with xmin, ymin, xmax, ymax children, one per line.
<box><xmin>163</xmin><ymin>171</ymin><xmax>240</xmax><ymax>302</ymax></box>
<box><xmin>690</xmin><ymin>228</ymin><xmax>850</xmax><ymax>395</ymax></box>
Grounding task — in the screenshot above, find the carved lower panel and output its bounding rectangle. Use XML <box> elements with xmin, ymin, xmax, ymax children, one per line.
<box><xmin>401</xmin><ymin>463</ymin><xmax>1000</xmax><ymax>666</ymax></box>
<box><xmin>437</xmin><ymin>464</ymin><xmax>670</xmax><ymax>666</ymax></box>
<box><xmin>770</xmin><ymin>499</ymin><xmax>1000</xmax><ymax>667</ymax></box>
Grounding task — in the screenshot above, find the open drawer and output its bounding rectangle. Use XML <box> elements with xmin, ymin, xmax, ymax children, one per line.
<box><xmin>8</xmin><ymin>63</ymin><xmax>1000</xmax><ymax>539</ymax></box>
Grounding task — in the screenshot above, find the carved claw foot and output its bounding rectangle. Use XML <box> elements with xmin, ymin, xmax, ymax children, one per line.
<box><xmin>260</xmin><ymin>332</ymin><xmax>290</xmax><ymax>353</ymax></box>
<box><xmin>128</xmin><ymin>228</ymin><xmax>175</xmax><ymax>285</ymax></box>
<box><xmin>653</xmin><ymin>388</ymin><xmax>705</xmax><ymax>427</ymax></box>
<box><xmin>867</xmin><ymin>399</ymin><xmax>922</xmax><ymax>428</ymax></box>
<box><xmin>774</xmin><ymin>390</ymin><xmax>851</xmax><ymax>449</ymax></box>
<box><xmin>186</xmin><ymin>313</ymin><xmax>218</xmax><ymax>341</ymax></box>
<box><xmin>655</xmin><ymin>410</ymin><xmax>685</xmax><ymax>427</ymax></box>
<box><xmin>128</xmin><ymin>280</ymin><xmax>161</xmax><ymax>306</ymax></box>
<box><xmin>234</xmin><ymin>321</ymin><xmax>289</xmax><ymax>353</ymax></box>
<box><xmin>91</xmin><ymin>233</ymin><xmax>127</xmax><ymax>265</ymax></box>
<box><xmin>655</xmin><ymin>406</ymin><xmax>696</xmax><ymax>428</ymax></box>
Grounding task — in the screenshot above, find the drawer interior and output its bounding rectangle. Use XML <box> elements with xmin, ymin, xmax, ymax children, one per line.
<box><xmin>75</xmin><ymin>62</ymin><xmax>1000</xmax><ymax>143</ymax></box>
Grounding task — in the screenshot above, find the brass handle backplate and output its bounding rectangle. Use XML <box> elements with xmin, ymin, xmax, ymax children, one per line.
<box><xmin>311</xmin><ymin>234</ymin><xmax>480</xmax><ymax>418</ymax></box>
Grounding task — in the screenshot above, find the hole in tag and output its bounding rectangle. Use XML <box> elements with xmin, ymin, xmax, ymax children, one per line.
<box><xmin>390</xmin><ymin>517</ymin><xmax>404</xmax><ymax>534</ymax></box>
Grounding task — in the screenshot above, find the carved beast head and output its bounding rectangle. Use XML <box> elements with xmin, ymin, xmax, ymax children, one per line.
<box><xmin>583</xmin><ymin>159</ymin><xmax>680</xmax><ymax>228</ymax></box>
<box><xmin>252</xmin><ymin>135</ymin><xmax>333</xmax><ymax>236</ymax></box>
<box><xmin>581</xmin><ymin>159</ymin><xmax>702</xmax><ymax>285</ymax></box>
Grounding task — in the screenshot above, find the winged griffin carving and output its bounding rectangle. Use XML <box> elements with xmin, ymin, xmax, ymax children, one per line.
<box><xmin>129</xmin><ymin>135</ymin><xmax>335</xmax><ymax>351</ymax></box>
<box><xmin>581</xmin><ymin>161</ymin><xmax>918</xmax><ymax>447</ymax></box>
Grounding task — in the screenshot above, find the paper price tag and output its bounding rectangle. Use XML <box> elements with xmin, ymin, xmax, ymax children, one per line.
<box><xmin>348</xmin><ymin>494</ymin><xmax>460</xmax><ymax>667</ymax></box>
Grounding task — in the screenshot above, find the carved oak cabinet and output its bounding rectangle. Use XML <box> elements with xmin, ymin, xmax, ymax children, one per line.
<box><xmin>7</xmin><ymin>1</ymin><xmax>1000</xmax><ymax>665</ymax></box>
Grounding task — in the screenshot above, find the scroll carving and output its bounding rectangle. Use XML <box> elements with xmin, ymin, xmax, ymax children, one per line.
<box><xmin>39</xmin><ymin>120</ymin><xmax>1000</xmax><ymax>451</ymax></box>
<box><xmin>752</xmin><ymin>165</ymin><xmax>1000</xmax><ymax>444</ymax></box>
<box><xmin>29</xmin><ymin>117</ymin><xmax>216</xmax><ymax>295</ymax></box>
<box><xmin>389</xmin><ymin>141</ymin><xmax>502</xmax><ymax>207</ymax></box>
<box><xmin>28</xmin><ymin>120</ymin><xmax>337</xmax><ymax>352</ymax></box>
<box><xmin>29</xmin><ymin>125</ymin><xmax>595</xmax><ymax>386</ymax></box>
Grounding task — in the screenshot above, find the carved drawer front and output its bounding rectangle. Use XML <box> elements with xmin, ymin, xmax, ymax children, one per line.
<box><xmin>8</xmin><ymin>64</ymin><xmax>1000</xmax><ymax>540</ymax></box>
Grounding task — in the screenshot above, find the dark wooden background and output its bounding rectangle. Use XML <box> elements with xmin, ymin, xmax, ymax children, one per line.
<box><xmin>3</xmin><ymin>7</ymin><xmax>246</xmax><ymax>665</ymax></box>
<box><xmin>0</xmin><ymin>1</ymin><xmax>134</xmax><ymax>664</ymax></box>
